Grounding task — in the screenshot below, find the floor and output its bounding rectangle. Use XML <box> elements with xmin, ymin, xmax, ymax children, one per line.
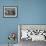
<box><xmin>19</xmin><ymin>39</ymin><xmax>46</xmax><ymax>46</ymax></box>
<box><xmin>0</xmin><ymin>40</ymin><xmax>46</xmax><ymax>46</ymax></box>
<box><xmin>0</xmin><ymin>44</ymin><xmax>18</xmax><ymax>46</ymax></box>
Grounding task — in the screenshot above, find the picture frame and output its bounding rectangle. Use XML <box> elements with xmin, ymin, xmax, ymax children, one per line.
<box><xmin>3</xmin><ymin>6</ymin><xmax>17</xmax><ymax>18</ymax></box>
<box><xmin>18</xmin><ymin>24</ymin><xmax>46</xmax><ymax>42</ymax></box>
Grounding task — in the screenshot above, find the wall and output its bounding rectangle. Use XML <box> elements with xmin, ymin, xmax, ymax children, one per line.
<box><xmin>0</xmin><ymin>0</ymin><xmax>46</xmax><ymax>44</ymax></box>
<box><xmin>0</xmin><ymin>0</ymin><xmax>18</xmax><ymax>44</ymax></box>
<box><xmin>18</xmin><ymin>0</ymin><xmax>46</xmax><ymax>24</ymax></box>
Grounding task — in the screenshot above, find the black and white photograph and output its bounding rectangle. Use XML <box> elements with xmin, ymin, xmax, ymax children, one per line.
<box><xmin>3</xmin><ymin>6</ymin><xmax>17</xmax><ymax>17</ymax></box>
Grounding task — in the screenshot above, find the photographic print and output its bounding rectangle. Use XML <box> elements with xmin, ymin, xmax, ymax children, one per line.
<box><xmin>18</xmin><ymin>24</ymin><xmax>46</xmax><ymax>42</ymax></box>
<box><xmin>3</xmin><ymin>6</ymin><xmax>17</xmax><ymax>17</ymax></box>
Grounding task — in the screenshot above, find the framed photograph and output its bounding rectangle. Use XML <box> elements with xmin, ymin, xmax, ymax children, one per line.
<box><xmin>18</xmin><ymin>24</ymin><xmax>46</xmax><ymax>42</ymax></box>
<box><xmin>3</xmin><ymin>6</ymin><xmax>17</xmax><ymax>18</ymax></box>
